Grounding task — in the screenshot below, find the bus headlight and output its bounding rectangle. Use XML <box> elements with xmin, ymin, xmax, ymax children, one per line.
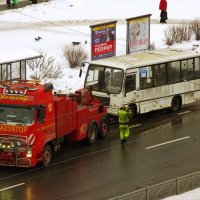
<box><xmin>0</xmin><ymin>142</ymin><xmax>2</xmax><ymax>147</ymax></box>
<box><xmin>26</xmin><ymin>149</ymin><xmax>32</xmax><ymax>158</ymax></box>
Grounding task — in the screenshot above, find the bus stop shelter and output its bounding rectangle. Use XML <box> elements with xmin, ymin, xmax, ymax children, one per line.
<box><xmin>0</xmin><ymin>48</ymin><xmax>42</xmax><ymax>82</ymax></box>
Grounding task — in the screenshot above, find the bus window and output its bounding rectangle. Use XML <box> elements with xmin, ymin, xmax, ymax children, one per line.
<box><xmin>108</xmin><ymin>69</ymin><xmax>123</xmax><ymax>94</ymax></box>
<box><xmin>194</xmin><ymin>57</ymin><xmax>200</xmax><ymax>79</ymax></box>
<box><xmin>125</xmin><ymin>74</ymin><xmax>136</xmax><ymax>93</ymax></box>
<box><xmin>153</xmin><ymin>64</ymin><xmax>167</xmax><ymax>86</ymax></box>
<box><xmin>167</xmin><ymin>61</ymin><xmax>181</xmax><ymax>84</ymax></box>
<box><xmin>140</xmin><ymin>66</ymin><xmax>153</xmax><ymax>89</ymax></box>
<box><xmin>85</xmin><ymin>65</ymin><xmax>123</xmax><ymax>94</ymax></box>
<box><xmin>181</xmin><ymin>59</ymin><xmax>194</xmax><ymax>81</ymax></box>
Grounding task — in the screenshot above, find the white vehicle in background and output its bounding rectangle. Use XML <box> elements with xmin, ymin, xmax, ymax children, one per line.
<box><xmin>84</xmin><ymin>48</ymin><xmax>200</xmax><ymax>118</ymax></box>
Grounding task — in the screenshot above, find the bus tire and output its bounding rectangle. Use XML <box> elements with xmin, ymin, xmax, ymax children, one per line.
<box><xmin>87</xmin><ymin>122</ymin><xmax>98</xmax><ymax>144</ymax></box>
<box><xmin>99</xmin><ymin>116</ymin><xmax>109</xmax><ymax>138</ymax></box>
<box><xmin>42</xmin><ymin>144</ymin><xmax>53</xmax><ymax>167</ymax></box>
<box><xmin>129</xmin><ymin>105</ymin><xmax>137</xmax><ymax>121</ymax></box>
<box><xmin>170</xmin><ymin>96</ymin><xmax>182</xmax><ymax>112</ymax></box>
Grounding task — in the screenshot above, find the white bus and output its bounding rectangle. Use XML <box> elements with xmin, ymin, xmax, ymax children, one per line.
<box><xmin>84</xmin><ymin>48</ymin><xmax>200</xmax><ymax>118</ymax></box>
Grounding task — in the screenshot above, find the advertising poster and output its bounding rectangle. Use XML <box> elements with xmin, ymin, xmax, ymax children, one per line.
<box><xmin>90</xmin><ymin>21</ymin><xmax>117</xmax><ymax>60</ymax></box>
<box><xmin>126</xmin><ymin>14</ymin><xmax>151</xmax><ymax>54</ymax></box>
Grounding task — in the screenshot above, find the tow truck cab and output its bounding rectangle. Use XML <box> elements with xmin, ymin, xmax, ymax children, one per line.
<box><xmin>0</xmin><ymin>80</ymin><xmax>108</xmax><ymax>167</ymax></box>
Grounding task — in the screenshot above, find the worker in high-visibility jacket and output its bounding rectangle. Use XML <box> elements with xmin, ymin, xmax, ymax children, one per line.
<box><xmin>118</xmin><ymin>105</ymin><xmax>132</xmax><ymax>148</ymax></box>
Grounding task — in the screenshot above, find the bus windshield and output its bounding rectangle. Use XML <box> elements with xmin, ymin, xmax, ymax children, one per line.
<box><xmin>0</xmin><ymin>106</ymin><xmax>34</xmax><ymax>125</ymax></box>
<box><xmin>84</xmin><ymin>65</ymin><xmax>124</xmax><ymax>94</ymax></box>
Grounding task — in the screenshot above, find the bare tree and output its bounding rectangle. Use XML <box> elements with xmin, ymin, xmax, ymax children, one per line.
<box><xmin>63</xmin><ymin>44</ymin><xmax>87</xmax><ymax>68</ymax></box>
<box><xmin>191</xmin><ymin>19</ymin><xmax>200</xmax><ymax>40</ymax></box>
<box><xmin>27</xmin><ymin>51</ymin><xmax>63</xmax><ymax>81</ymax></box>
<box><xmin>164</xmin><ymin>21</ymin><xmax>193</xmax><ymax>46</ymax></box>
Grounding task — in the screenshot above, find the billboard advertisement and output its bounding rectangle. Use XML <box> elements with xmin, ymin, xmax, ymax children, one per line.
<box><xmin>90</xmin><ymin>21</ymin><xmax>117</xmax><ymax>60</ymax></box>
<box><xmin>126</xmin><ymin>14</ymin><xmax>151</xmax><ymax>54</ymax></box>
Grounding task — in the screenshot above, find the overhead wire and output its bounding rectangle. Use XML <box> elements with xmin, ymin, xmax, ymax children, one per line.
<box><xmin>11</xmin><ymin>9</ymin><xmax>127</xmax><ymax>46</ymax></box>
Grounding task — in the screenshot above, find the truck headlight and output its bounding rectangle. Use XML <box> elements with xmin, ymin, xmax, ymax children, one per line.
<box><xmin>26</xmin><ymin>149</ymin><xmax>32</xmax><ymax>158</ymax></box>
<box><xmin>17</xmin><ymin>141</ymin><xmax>21</xmax><ymax>146</ymax></box>
<box><xmin>11</xmin><ymin>142</ymin><xmax>15</xmax><ymax>148</ymax></box>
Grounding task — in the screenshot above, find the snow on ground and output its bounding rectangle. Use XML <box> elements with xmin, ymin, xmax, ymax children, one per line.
<box><xmin>0</xmin><ymin>0</ymin><xmax>200</xmax><ymax>22</ymax></box>
<box><xmin>0</xmin><ymin>1</ymin><xmax>200</xmax><ymax>198</ymax></box>
<box><xmin>164</xmin><ymin>188</ymin><xmax>200</xmax><ymax>200</ymax></box>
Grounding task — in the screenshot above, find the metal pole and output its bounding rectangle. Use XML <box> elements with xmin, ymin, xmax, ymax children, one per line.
<box><xmin>191</xmin><ymin>175</ymin><xmax>193</xmax><ymax>190</ymax></box>
<box><xmin>146</xmin><ymin>187</ymin><xmax>149</xmax><ymax>200</ymax></box>
<box><xmin>176</xmin><ymin>178</ymin><xmax>179</xmax><ymax>195</ymax></box>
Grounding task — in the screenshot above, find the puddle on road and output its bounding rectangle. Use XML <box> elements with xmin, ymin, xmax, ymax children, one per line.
<box><xmin>142</xmin><ymin>109</ymin><xmax>200</xmax><ymax>135</ymax></box>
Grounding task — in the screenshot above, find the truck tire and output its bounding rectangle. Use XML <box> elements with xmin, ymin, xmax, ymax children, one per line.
<box><xmin>87</xmin><ymin>122</ymin><xmax>98</xmax><ymax>144</ymax></box>
<box><xmin>42</xmin><ymin>144</ymin><xmax>52</xmax><ymax>166</ymax></box>
<box><xmin>99</xmin><ymin>116</ymin><xmax>109</xmax><ymax>138</ymax></box>
<box><xmin>170</xmin><ymin>96</ymin><xmax>182</xmax><ymax>112</ymax></box>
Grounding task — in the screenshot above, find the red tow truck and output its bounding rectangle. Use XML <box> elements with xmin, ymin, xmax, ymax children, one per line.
<box><xmin>0</xmin><ymin>80</ymin><xmax>109</xmax><ymax>167</ymax></box>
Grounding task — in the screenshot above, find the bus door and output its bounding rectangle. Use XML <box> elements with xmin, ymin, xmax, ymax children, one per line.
<box><xmin>124</xmin><ymin>69</ymin><xmax>139</xmax><ymax>104</ymax></box>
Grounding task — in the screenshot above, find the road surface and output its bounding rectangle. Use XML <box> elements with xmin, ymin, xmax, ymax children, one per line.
<box><xmin>0</xmin><ymin>102</ymin><xmax>200</xmax><ymax>199</ymax></box>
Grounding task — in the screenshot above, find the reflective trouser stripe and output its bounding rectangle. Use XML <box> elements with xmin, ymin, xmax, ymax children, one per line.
<box><xmin>119</xmin><ymin>124</ymin><xmax>130</xmax><ymax>140</ymax></box>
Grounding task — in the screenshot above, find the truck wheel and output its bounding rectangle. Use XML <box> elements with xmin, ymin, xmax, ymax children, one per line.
<box><xmin>171</xmin><ymin>96</ymin><xmax>182</xmax><ymax>112</ymax></box>
<box><xmin>87</xmin><ymin>123</ymin><xmax>98</xmax><ymax>144</ymax></box>
<box><xmin>42</xmin><ymin>144</ymin><xmax>52</xmax><ymax>166</ymax></box>
<box><xmin>99</xmin><ymin>117</ymin><xmax>109</xmax><ymax>138</ymax></box>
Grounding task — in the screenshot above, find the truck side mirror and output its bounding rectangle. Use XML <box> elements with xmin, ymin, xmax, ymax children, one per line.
<box><xmin>37</xmin><ymin>105</ymin><xmax>46</xmax><ymax>123</ymax></box>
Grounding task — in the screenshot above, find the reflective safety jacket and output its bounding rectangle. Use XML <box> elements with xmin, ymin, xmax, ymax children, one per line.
<box><xmin>118</xmin><ymin>108</ymin><xmax>131</xmax><ymax>124</ymax></box>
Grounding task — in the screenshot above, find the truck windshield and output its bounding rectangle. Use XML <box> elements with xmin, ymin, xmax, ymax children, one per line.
<box><xmin>84</xmin><ymin>65</ymin><xmax>124</xmax><ymax>94</ymax></box>
<box><xmin>0</xmin><ymin>106</ymin><xmax>34</xmax><ymax>125</ymax></box>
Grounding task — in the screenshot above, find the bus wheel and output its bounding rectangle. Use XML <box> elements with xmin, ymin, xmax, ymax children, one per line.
<box><xmin>129</xmin><ymin>105</ymin><xmax>137</xmax><ymax>121</ymax></box>
<box><xmin>87</xmin><ymin>122</ymin><xmax>98</xmax><ymax>144</ymax></box>
<box><xmin>171</xmin><ymin>96</ymin><xmax>182</xmax><ymax>112</ymax></box>
<box><xmin>42</xmin><ymin>144</ymin><xmax>52</xmax><ymax>167</ymax></box>
<box><xmin>99</xmin><ymin>116</ymin><xmax>109</xmax><ymax>138</ymax></box>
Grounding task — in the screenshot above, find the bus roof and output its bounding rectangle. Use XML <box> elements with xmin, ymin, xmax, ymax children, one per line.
<box><xmin>90</xmin><ymin>48</ymin><xmax>200</xmax><ymax>70</ymax></box>
<box><xmin>0</xmin><ymin>48</ymin><xmax>42</xmax><ymax>65</ymax></box>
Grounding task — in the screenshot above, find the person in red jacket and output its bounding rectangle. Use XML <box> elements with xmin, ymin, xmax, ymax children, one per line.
<box><xmin>159</xmin><ymin>0</ymin><xmax>168</xmax><ymax>23</ymax></box>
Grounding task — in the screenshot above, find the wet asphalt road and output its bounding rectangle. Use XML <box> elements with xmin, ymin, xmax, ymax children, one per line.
<box><xmin>1</xmin><ymin>103</ymin><xmax>200</xmax><ymax>200</ymax></box>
